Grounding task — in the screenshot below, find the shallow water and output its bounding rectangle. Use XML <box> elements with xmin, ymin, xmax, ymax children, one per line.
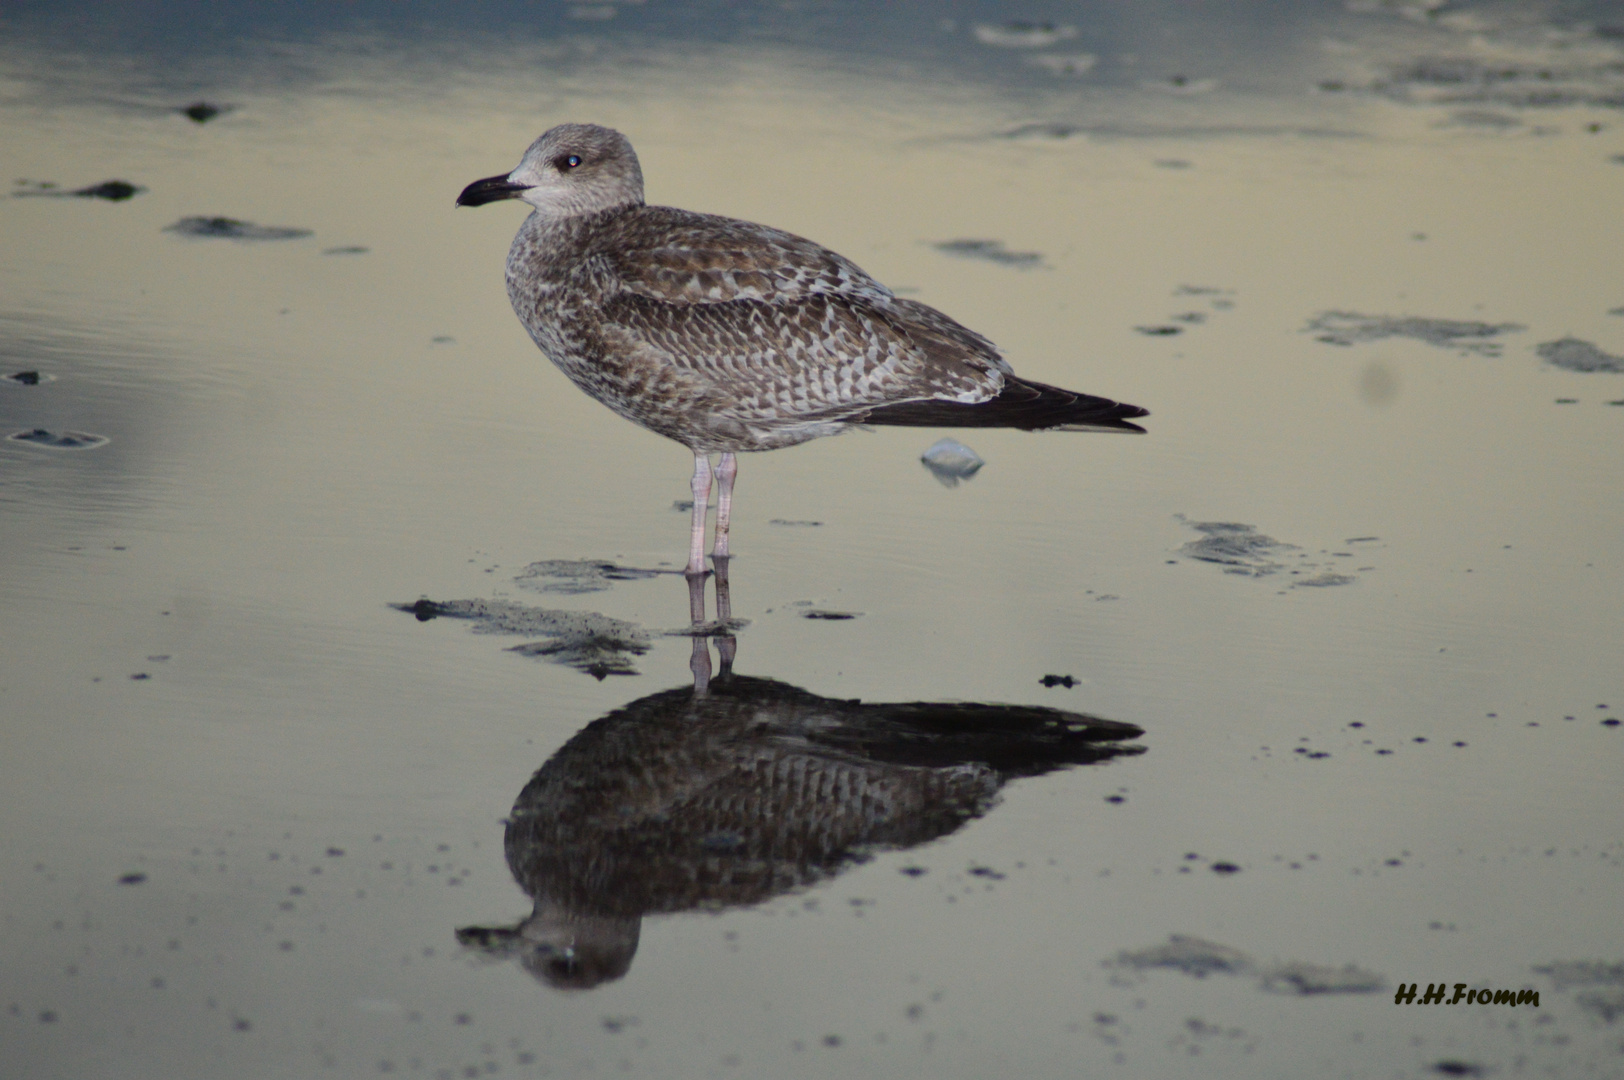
<box><xmin>3</xmin><ymin>2</ymin><xmax>1623</xmax><ymax>1077</ymax></box>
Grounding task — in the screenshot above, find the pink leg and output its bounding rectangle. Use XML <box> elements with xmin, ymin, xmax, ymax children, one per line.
<box><xmin>713</xmin><ymin>554</ymin><xmax>736</xmax><ymax>672</ymax></box>
<box><xmin>686</xmin><ymin>452</ymin><xmax>712</xmax><ymax>577</ymax></box>
<box><xmin>712</xmin><ymin>452</ymin><xmax>738</xmax><ymax>560</ymax></box>
<box><xmin>687</xmin><ymin>569</ymin><xmax>712</xmax><ymax>692</ymax></box>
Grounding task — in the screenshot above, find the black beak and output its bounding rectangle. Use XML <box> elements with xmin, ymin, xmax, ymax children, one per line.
<box><xmin>457</xmin><ymin>174</ymin><xmax>528</xmax><ymax>207</ymax></box>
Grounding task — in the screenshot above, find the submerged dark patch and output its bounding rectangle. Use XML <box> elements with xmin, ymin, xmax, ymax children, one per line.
<box><xmin>394</xmin><ymin>597</ymin><xmax>649</xmax><ymax>677</ymax></box>
<box><xmin>1305</xmin><ymin>311</ymin><xmax>1524</xmax><ymax>356</ymax></box>
<box><xmin>179</xmin><ymin>101</ymin><xmax>230</xmax><ymax>123</ymax></box>
<box><xmin>1176</xmin><ymin>518</ymin><xmax>1366</xmax><ymax>587</ymax></box>
<box><xmin>1113</xmin><ymin>935</ymin><xmax>1384</xmax><ymax>995</ymax></box>
<box><xmin>163</xmin><ymin>216</ymin><xmax>313</xmax><ymax>241</ymax></box>
<box><xmin>13</xmin><ymin>179</ymin><xmax>145</xmax><ymax>201</ymax></box>
<box><xmin>931</xmin><ymin>239</ymin><xmax>1045</xmax><ymax>269</ymax></box>
<box><xmin>1369</xmin><ymin>52</ymin><xmax>1624</xmax><ymax>111</ymax></box>
<box><xmin>8</xmin><ymin>428</ymin><xmax>109</xmax><ymax>449</ymax></box>
<box><xmin>514</xmin><ymin>559</ymin><xmax>667</xmax><ymax>595</ymax></box>
<box><xmin>1537</xmin><ymin>338</ymin><xmax>1624</xmax><ymax>373</ymax></box>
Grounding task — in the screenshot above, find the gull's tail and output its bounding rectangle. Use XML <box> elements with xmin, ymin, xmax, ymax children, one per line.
<box><xmin>860</xmin><ymin>375</ymin><xmax>1149</xmax><ymax>433</ymax></box>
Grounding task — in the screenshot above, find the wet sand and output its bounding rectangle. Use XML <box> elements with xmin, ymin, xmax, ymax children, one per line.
<box><xmin>2</xmin><ymin>3</ymin><xmax>1622</xmax><ymax>1077</ymax></box>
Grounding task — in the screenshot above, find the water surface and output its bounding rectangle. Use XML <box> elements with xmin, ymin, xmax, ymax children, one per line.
<box><xmin>3</xmin><ymin>2</ymin><xmax>1623</xmax><ymax>1077</ymax></box>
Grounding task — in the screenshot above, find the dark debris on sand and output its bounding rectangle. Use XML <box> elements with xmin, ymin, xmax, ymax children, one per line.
<box><xmin>514</xmin><ymin>559</ymin><xmax>668</xmax><ymax>595</ymax></box>
<box><xmin>395</xmin><ymin>597</ymin><xmax>649</xmax><ymax>678</ymax></box>
<box><xmin>931</xmin><ymin>239</ymin><xmax>1046</xmax><ymax>269</ymax></box>
<box><xmin>163</xmin><ymin>217</ymin><xmax>312</xmax><ymax>241</ymax></box>
<box><xmin>1175</xmin><ymin>518</ymin><xmax>1361</xmax><ymax>588</ymax></box>
<box><xmin>1537</xmin><ymin>337</ymin><xmax>1624</xmax><ymax>373</ymax></box>
<box><xmin>179</xmin><ymin>101</ymin><xmax>231</xmax><ymax>123</ymax></box>
<box><xmin>13</xmin><ymin>179</ymin><xmax>145</xmax><ymax>201</ymax></box>
<box><xmin>1305</xmin><ymin>311</ymin><xmax>1524</xmax><ymax>356</ymax></box>
<box><xmin>1112</xmin><ymin>934</ymin><xmax>1383</xmax><ymax>995</ymax></box>
<box><xmin>8</xmin><ymin>428</ymin><xmax>109</xmax><ymax>449</ymax></box>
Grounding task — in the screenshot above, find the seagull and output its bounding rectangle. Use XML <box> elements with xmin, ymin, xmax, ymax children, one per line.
<box><xmin>457</xmin><ymin>123</ymin><xmax>1147</xmax><ymax>575</ymax></box>
<box><xmin>460</xmin><ymin>665</ymin><xmax>1143</xmax><ymax>989</ymax></box>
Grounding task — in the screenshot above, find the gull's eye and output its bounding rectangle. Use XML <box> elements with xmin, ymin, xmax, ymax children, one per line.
<box><xmin>558</xmin><ymin>154</ymin><xmax>583</xmax><ymax>170</ymax></box>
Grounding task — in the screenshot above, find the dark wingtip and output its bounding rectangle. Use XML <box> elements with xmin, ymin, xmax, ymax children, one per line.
<box><xmin>863</xmin><ymin>378</ymin><xmax>1150</xmax><ymax>433</ymax></box>
<box><xmin>1111</xmin><ymin>404</ymin><xmax>1150</xmax><ymax>433</ymax></box>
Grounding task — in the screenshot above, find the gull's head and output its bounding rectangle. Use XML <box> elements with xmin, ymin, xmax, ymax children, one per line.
<box><xmin>456</xmin><ymin>123</ymin><xmax>645</xmax><ymax>219</ymax></box>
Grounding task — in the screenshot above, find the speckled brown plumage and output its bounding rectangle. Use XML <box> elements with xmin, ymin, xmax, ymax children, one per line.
<box><xmin>455</xmin><ymin>671</ymin><xmax>1144</xmax><ymax>989</ymax></box>
<box><xmin>500</xmin><ymin>198</ymin><xmax>1149</xmax><ymax>451</ymax></box>
<box><xmin>458</xmin><ymin>124</ymin><xmax>1147</xmax><ymax>569</ymax></box>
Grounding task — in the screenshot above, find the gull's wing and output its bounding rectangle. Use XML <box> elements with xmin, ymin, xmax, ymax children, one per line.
<box><xmin>594</xmin><ymin>206</ymin><xmax>898</xmax><ymax>307</ymax></box>
<box><xmin>573</xmin><ymin>206</ymin><xmax>1009</xmax><ymax>421</ymax></box>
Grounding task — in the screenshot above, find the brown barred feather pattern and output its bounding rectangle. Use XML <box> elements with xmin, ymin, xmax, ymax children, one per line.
<box><xmin>457</xmin><ymin>123</ymin><xmax>1146</xmax><ymax>568</ymax></box>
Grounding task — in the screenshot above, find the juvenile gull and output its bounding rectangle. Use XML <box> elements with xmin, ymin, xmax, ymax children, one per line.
<box><xmin>457</xmin><ymin>123</ymin><xmax>1148</xmax><ymax>574</ymax></box>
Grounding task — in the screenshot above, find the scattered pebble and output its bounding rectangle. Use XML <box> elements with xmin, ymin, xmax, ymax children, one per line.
<box><xmin>179</xmin><ymin>101</ymin><xmax>229</xmax><ymax>123</ymax></box>
<box><xmin>920</xmin><ymin>437</ymin><xmax>984</xmax><ymax>487</ymax></box>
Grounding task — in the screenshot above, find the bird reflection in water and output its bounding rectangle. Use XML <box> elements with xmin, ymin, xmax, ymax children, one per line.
<box><xmin>456</xmin><ymin>561</ymin><xmax>1145</xmax><ymax>989</ymax></box>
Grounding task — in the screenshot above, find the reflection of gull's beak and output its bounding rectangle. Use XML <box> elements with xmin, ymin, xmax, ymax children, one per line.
<box><xmin>456</xmin><ymin>174</ymin><xmax>528</xmax><ymax>207</ymax></box>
